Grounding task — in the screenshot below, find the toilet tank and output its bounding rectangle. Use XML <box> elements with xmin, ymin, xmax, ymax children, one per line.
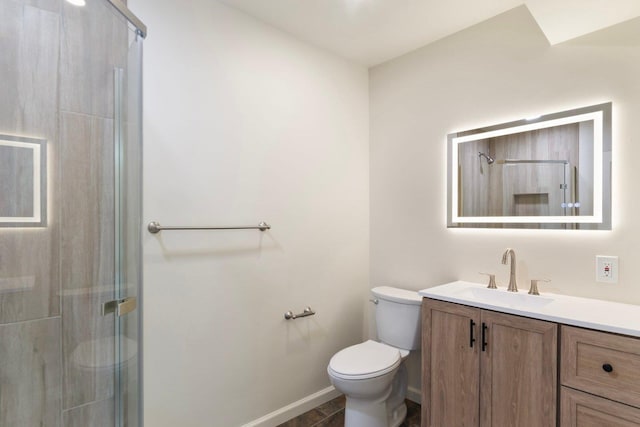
<box><xmin>372</xmin><ymin>286</ymin><xmax>422</xmax><ymax>351</ymax></box>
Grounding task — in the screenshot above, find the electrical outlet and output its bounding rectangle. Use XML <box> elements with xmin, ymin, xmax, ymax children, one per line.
<box><xmin>596</xmin><ymin>255</ymin><xmax>618</xmax><ymax>283</ymax></box>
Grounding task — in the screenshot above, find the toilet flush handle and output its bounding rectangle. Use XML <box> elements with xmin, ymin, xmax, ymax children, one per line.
<box><xmin>369</xmin><ymin>298</ymin><xmax>379</xmax><ymax>305</ymax></box>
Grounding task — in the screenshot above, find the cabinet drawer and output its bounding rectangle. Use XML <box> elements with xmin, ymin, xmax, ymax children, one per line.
<box><xmin>561</xmin><ymin>387</ymin><xmax>640</xmax><ymax>426</ymax></box>
<box><xmin>561</xmin><ymin>326</ymin><xmax>640</xmax><ymax>408</ymax></box>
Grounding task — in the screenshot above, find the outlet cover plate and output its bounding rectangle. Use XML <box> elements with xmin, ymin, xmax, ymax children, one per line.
<box><xmin>596</xmin><ymin>255</ymin><xmax>618</xmax><ymax>283</ymax></box>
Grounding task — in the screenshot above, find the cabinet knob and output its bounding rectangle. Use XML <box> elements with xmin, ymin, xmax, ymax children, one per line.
<box><xmin>602</xmin><ymin>363</ymin><xmax>613</xmax><ymax>373</ymax></box>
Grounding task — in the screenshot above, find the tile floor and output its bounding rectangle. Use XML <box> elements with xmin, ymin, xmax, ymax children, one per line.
<box><xmin>277</xmin><ymin>395</ymin><xmax>421</xmax><ymax>427</ymax></box>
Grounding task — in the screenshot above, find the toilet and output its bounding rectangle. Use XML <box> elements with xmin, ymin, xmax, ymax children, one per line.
<box><xmin>327</xmin><ymin>286</ymin><xmax>422</xmax><ymax>427</ymax></box>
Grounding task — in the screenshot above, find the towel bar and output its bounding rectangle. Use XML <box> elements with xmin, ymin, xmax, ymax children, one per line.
<box><xmin>147</xmin><ymin>221</ymin><xmax>271</xmax><ymax>234</ymax></box>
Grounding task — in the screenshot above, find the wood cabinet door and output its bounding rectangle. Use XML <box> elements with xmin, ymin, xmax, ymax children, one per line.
<box><xmin>561</xmin><ymin>386</ymin><xmax>640</xmax><ymax>426</ymax></box>
<box><xmin>480</xmin><ymin>310</ymin><xmax>557</xmax><ymax>427</ymax></box>
<box><xmin>422</xmin><ymin>299</ymin><xmax>481</xmax><ymax>427</ymax></box>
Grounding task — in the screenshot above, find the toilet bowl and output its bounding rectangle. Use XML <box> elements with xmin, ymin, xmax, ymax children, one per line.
<box><xmin>328</xmin><ymin>340</ymin><xmax>410</xmax><ymax>427</ymax></box>
<box><xmin>327</xmin><ymin>287</ymin><xmax>422</xmax><ymax>427</ymax></box>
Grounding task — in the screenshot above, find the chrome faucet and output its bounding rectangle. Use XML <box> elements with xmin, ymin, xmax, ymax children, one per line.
<box><xmin>501</xmin><ymin>248</ymin><xmax>518</xmax><ymax>292</ymax></box>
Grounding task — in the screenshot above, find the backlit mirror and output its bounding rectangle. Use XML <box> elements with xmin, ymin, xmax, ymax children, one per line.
<box><xmin>0</xmin><ymin>134</ymin><xmax>47</xmax><ymax>227</ymax></box>
<box><xmin>447</xmin><ymin>102</ymin><xmax>611</xmax><ymax>229</ymax></box>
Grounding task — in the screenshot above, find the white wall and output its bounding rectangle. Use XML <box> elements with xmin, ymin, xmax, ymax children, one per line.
<box><xmin>129</xmin><ymin>0</ymin><xmax>369</xmax><ymax>425</ymax></box>
<box><xmin>370</xmin><ymin>5</ymin><xmax>640</xmax><ymax>393</ymax></box>
<box><xmin>126</xmin><ymin>1</ymin><xmax>640</xmax><ymax>421</ymax></box>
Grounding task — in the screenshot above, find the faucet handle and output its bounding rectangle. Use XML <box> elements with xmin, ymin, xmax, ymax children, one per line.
<box><xmin>529</xmin><ymin>279</ymin><xmax>550</xmax><ymax>296</ymax></box>
<box><xmin>479</xmin><ymin>272</ymin><xmax>498</xmax><ymax>289</ymax></box>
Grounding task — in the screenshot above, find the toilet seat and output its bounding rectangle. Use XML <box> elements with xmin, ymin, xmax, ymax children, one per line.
<box><xmin>328</xmin><ymin>340</ymin><xmax>401</xmax><ymax>380</ymax></box>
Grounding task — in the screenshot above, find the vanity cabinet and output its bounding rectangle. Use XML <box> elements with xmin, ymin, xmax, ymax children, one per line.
<box><xmin>560</xmin><ymin>325</ymin><xmax>640</xmax><ymax>426</ymax></box>
<box><xmin>421</xmin><ymin>298</ymin><xmax>558</xmax><ymax>427</ymax></box>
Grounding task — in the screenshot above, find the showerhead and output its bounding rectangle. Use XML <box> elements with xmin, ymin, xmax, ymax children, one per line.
<box><xmin>478</xmin><ymin>152</ymin><xmax>495</xmax><ymax>164</ymax></box>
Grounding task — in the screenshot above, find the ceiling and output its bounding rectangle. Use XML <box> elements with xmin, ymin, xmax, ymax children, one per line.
<box><xmin>216</xmin><ymin>0</ymin><xmax>640</xmax><ymax>66</ymax></box>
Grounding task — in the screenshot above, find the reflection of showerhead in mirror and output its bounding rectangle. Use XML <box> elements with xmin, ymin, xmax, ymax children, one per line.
<box><xmin>478</xmin><ymin>152</ymin><xmax>495</xmax><ymax>164</ymax></box>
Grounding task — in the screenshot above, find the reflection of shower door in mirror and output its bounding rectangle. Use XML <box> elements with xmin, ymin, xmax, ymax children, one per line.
<box><xmin>501</xmin><ymin>161</ymin><xmax>571</xmax><ymax>223</ymax></box>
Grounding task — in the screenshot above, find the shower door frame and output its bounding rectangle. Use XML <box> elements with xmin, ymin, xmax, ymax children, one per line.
<box><xmin>112</xmin><ymin>24</ymin><xmax>145</xmax><ymax>427</ymax></box>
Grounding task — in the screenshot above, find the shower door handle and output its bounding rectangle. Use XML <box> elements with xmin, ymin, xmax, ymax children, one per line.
<box><xmin>102</xmin><ymin>297</ymin><xmax>137</xmax><ymax>317</ymax></box>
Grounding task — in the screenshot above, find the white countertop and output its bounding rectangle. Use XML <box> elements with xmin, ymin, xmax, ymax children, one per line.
<box><xmin>419</xmin><ymin>281</ymin><xmax>640</xmax><ymax>338</ymax></box>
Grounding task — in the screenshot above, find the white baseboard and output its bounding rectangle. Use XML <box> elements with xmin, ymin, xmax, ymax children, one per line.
<box><xmin>406</xmin><ymin>386</ymin><xmax>421</xmax><ymax>404</ymax></box>
<box><xmin>242</xmin><ymin>386</ymin><xmax>341</xmax><ymax>427</ymax></box>
<box><xmin>243</xmin><ymin>385</ymin><xmax>421</xmax><ymax>427</ymax></box>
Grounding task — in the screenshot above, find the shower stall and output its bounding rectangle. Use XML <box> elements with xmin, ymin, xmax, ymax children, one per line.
<box><xmin>0</xmin><ymin>0</ymin><xmax>145</xmax><ymax>425</ymax></box>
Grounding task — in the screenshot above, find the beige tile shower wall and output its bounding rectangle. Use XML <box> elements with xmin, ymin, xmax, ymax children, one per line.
<box><xmin>0</xmin><ymin>318</ymin><xmax>62</xmax><ymax>427</ymax></box>
<box><xmin>60</xmin><ymin>0</ymin><xmax>128</xmax><ymax>118</ymax></box>
<box><xmin>459</xmin><ymin>139</ymin><xmax>491</xmax><ymax>216</ymax></box>
<box><xmin>0</xmin><ymin>0</ymin><xmax>61</xmax><ymax>324</ymax></box>
<box><xmin>370</xmin><ymin>5</ymin><xmax>640</xmax><ymax>395</ymax></box>
<box><xmin>59</xmin><ymin>113</ymin><xmax>116</xmax><ymax>410</ymax></box>
<box><xmin>0</xmin><ymin>2</ymin><xmax>63</xmax><ymax>424</ymax></box>
<box><xmin>491</xmin><ymin>124</ymin><xmax>579</xmax><ymax>221</ymax></box>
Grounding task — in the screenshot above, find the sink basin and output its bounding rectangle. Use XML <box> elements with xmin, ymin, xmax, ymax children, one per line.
<box><xmin>453</xmin><ymin>286</ymin><xmax>554</xmax><ymax>310</ymax></box>
<box><xmin>421</xmin><ymin>281</ymin><xmax>556</xmax><ymax>312</ymax></box>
